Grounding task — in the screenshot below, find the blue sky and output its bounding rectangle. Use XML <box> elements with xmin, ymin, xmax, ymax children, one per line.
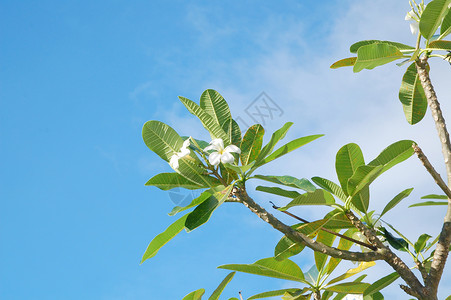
<box><xmin>1</xmin><ymin>1</ymin><xmax>451</xmax><ymax>299</ymax></box>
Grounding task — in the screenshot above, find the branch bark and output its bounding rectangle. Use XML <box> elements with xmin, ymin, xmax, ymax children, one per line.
<box><xmin>413</xmin><ymin>144</ymin><xmax>451</xmax><ymax>199</ymax></box>
<box><xmin>346</xmin><ymin>212</ymin><xmax>426</xmax><ymax>298</ymax></box>
<box><xmin>235</xmin><ymin>188</ymin><xmax>383</xmax><ymax>262</ymax></box>
<box><xmin>416</xmin><ymin>56</ymin><xmax>451</xmax><ymax>299</ymax></box>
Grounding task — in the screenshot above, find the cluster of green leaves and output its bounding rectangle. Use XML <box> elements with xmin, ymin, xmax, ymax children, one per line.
<box><xmin>255</xmin><ymin>139</ymin><xmax>416</xmax><ymax>221</ymax></box>
<box><xmin>331</xmin><ymin>0</ymin><xmax>451</xmax><ymax>125</ymax></box>
<box><xmin>141</xmin><ymin>89</ymin><xmax>322</xmax><ymax>264</ymax></box>
<box><xmin>218</xmin><ymin>255</ymin><xmax>386</xmax><ymax>299</ymax></box>
<box><xmin>236</xmin><ymin>139</ymin><xmax>422</xmax><ymax>299</ymax></box>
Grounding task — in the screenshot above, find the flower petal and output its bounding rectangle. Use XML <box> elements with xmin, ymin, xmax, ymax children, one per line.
<box><xmin>224</xmin><ymin>144</ymin><xmax>241</xmax><ymax>154</ymax></box>
<box><xmin>210</xmin><ymin>138</ymin><xmax>224</xmax><ymax>149</ymax></box>
<box><xmin>182</xmin><ymin>138</ymin><xmax>191</xmax><ymax>149</ymax></box>
<box><xmin>178</xmin><ymin>148</ymin><xmax>190</xmax><ymax>158</ymax></box>
<box><xmin>410</xmin><ymin>22</ymin><xmax>419</xmax><ymax>35</ymax></box>
<box><xmin>204</xmin><ymin>144</ymin><xmax>217</xmax><ymax>152</ymax></box>
<box><xmin>169</xmin><ymin>155</ymin><xmax>180</xmax><ymax>170</ymax></box>
<box><xmin>208</xmin><ymin>152</ymin><xmax>221</xmax><ymax>166</ymax></box>
<box><xmin>220</xmin><ymin>152</ymin><xmax>235</xmax><ymax>164</ymax></box>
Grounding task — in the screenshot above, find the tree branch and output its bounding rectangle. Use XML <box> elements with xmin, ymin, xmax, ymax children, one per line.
<box><xmin>269</xmin><ymin>201</ymin><xmax>377</xmax><ymax>251</ymax></box>
<box><xmin>345</xmin><ymin>212</ymin><xmax>426</xmax><ymax>298</ymax></box>
<box><xmin>413</xmin><ymin>144</ymin><xmax>451</xmax><ymax>199</ymax></box>
<box><xmin>416</xmin><ymin>56</ymin><xmax>451</xmax><ymax>298</ymax></box>
<box><xmin>235</xmin><ymin>188</ymin><xmax>383</xmax><ymax>262</ymax></box>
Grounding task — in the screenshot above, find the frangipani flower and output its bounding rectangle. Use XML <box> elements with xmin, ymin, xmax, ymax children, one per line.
<box><xmin>204</xmin><ymin>138</ymin><xmax>241</xmax><ymax>166</ymax></box>
<box><xmin>169</xmin><ymin>138</ymin><xmax>191</xmax><ymax>170</ymax></box>
<box><xmin>405</xmin><ymin>10</ymin><xmax>420</xmax><ymax>35</ymax></box>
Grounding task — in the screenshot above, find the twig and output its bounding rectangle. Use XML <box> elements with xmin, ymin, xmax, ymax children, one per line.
<box><xmin>239</xmin><ymin>291</ymin><xmax>243</xmax><ymax>300</ymax></box>
<box><xmin>413</xmin><ymin>144</ymin><xmax>451</xmax><ymax>199</ymax></box>
<box><xmin>269</xmin><ymin>201</ymin><xmax>377</xmax><ymax>251</ymax></box>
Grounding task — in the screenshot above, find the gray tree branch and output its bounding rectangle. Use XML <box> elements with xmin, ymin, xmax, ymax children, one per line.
<box><xmin>345</xmin><ymin>212</ymin><xmax>426</xmax><ymax>298</ymax></box>
<box><xmin>416</xmin><ymin>56</ymin><xmax>451</xmax><ymax>298</ymax></box>
<box><xmin>234</xmin><ymin>188</ymin><xmax>383</xmax><ymax>262</ymax></box>
<box><xmin>413</xmin><ymin>144</ymin><xmax>451</xmax><ymax>199</ymax></box>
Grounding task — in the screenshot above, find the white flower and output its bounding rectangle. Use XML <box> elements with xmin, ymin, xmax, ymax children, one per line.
<box><xmin>204</xmin><ymin>138</ymin><xmax>241</xmax><ymax>166</ymax></box>
<box><xmin>410</xmin><ymin>22</ymin><xmax>419</xmax><ymax>35</ymax></box>
<box><xmin>405</xmin><ymin>9</ymin><xmax>420</xmax><ymax>35</ymax></box>
<box><xmin>169</xmin><ymin>138</ymin><xmax>191</xmax><ymax>170</ymax></box>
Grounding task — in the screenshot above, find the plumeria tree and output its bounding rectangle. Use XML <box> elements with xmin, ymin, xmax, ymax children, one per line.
<box><xmin>140</xmin><ymin>0</ymin><xmax>451</xmax><ymax>299</ymax></box>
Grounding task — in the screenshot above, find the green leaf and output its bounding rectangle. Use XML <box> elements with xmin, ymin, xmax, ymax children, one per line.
<box><xmin>294</xmin><ymin>219</ymin><xmax>329</xmax><ymax>236</ymax></box>
<box><xmin>409</xmin><ymin>201</ymin><xmax>448</xmax><ymax>207</ymax></box>
<box><xmin>399</xmin><ymin>63</ymin><xmax>428</xmax><ymax>125</ymax></box>
<box><xmin>240</xmin><ymin>124</ymin><xmax>265</xmax><ymax>165</ymax></box>
<box><xmin>256</xmin><ymin>122</ymin><xmax>293</xmax><ymax>165</ymax></box>
<box><xmin>363</xmin><ymin>272</ymin><xmax>400</xmax><ymax>296</ymax></box>
<box><xmin>364</xmin><ymin>292</ymin><xmax>384</xmax><ymax>300</ymax></box>
<box><xmin>315</xmin><ymin>229</ymin><xmax>338</xmax><ymax>272</ymax></box>
<box><xmin>274</xmin><ymin>236</ymin><xmax>305</xmax><ymax>261</ymax></box>
<box><xmin>350</xmin><ymin>40</ymin><xmax>414</xmax><ymax>53</ymax></box>
<box><xmin>353</xmin><ymin>43</ymin><xmax>406</xmax><ymax>72</ymax></box>
<box><xmin>325</xmin><ymin>282</ymin><xmax>370</xmax><ymax>294</ymax></box>
<box><xmin>141</xmin><ymin>214</ymin><xmax>188</xmax><ymax>263</ymax></box>
<box><xmin>185</xmin><ymin>185</ymin><xmax>233</xmax><ymax>232</ymax></box>
<box><xmin>261</xmin><ymin>135</ymin><xmax>324</xmax><ymax>165</ymax></box>
<box><xmin>145</xmin><ymin>173</ymin><xmax>204</xmax><ymax>190</ymax></box>
<box><xmin>142</xmin><ymin>120</ymin><xmax>184</xmax><ymax>161</ymax></box>
<box><xmin>183</xmin><ymin>288</ymin><xmax>205</xmax><ymax>300</ymax></box>
<box><xmin>222</xmin><ymin>119</ymin><xmax>242</xmax><ymax>146</ymax></box>
<box><xmin>179</xmin><ymin>96</ymin><xmax>229</xmax><ymax>142</ymax></box>
<box><xmin>256</xmin><ymin>186</ymin><xmax>301</xmax><ymax>199</ymax></box>
<box><xmin>380</xmin><ymin>188</ymin><xmax>414</xmax><ymax>217</ymax></box>
<box><xmin>414</xmin><ymin>233</ymin><xmax>432</xmax><ymax>253</ymax></box>
<box><xmin>168</xmin><ymin>191</ymin><xmax>211</xmax><ymax>216</ymax></box>
<box><xmin>279</xmin><ymin>190</ymin><xmax>335</xmax><ymax>210</ymax></box>
<box><xmin>422</xmin><ymin>194</ymin><xmax>448</xmax><ymax>199</ymax></box>
<box><xmin>326</xmin><ymin>228</ymin><xmax>358</xmax><ymax>274</ymax></box>
<box><xmin>177</xmin><ymin>158</ymin><xmax>221</xmax><ymax>188</ymax></box>
<box><xmin>224</xmin><ymin>161</ymin><xmax>255</xmax><ymax>175</ymax></box>
<box><xmin>254</xmin><ymin>175</ymin><xmax>316</xmax><ymax>192</ymax></box>
<box><xmin>200</xmin><ymin>89</ymin><xmax>232</xmax><ymax>129</ymax></box>
<box><xmin>350</xmin><ymin>191</ymin><xmax>371</xmax><ymax>214</ymax></box>
<box><xmin>347</xmin><ymin>165</ymin><xmax>384</xmax><ymax>197</ymax></box>
<box><xmin>428</xmin><ymin>40</ymin><xmax>451</xmax><ymax>50</ymax></box>
<box><xmin>420</xmin><ymin>0</ymin><xmax>451</xmax><ymax>40</ymax></box>
<box><xmin>382</xmin><ymin>228</ymin><xmax>409</xmax><ymax>252</ymax></box>
<box><xmin>384</xmin><ymin>223</ymin><xmax>414</xmax><ymax>248</ymax></box>
<box><xmin>330</xmin><ymin>57</ymin><xmax>357</xmax><ymax>69</ymax></box>
<box><xmin>335</xmin><ymin>143</ymin><xmax>365</xmax><ymax>195</ymax></box>
<box><xmin>322</xmin><ymin>213</ymin><xmax>354</xmax><ymax>229</ymax></box>
<box><xmin>368</xmin><ymin>140</ymin><xmax>415</xmax><ymax>174</ymax></box>
<box><xmin>220</xmin><ymin>163</ymin><xmax>238</xmax><ymax>185</ymax></box>
<box><xmin>440</xmin><ymin>8</ymin><xmax>451</xmax><ymax>38</ymax></box>
<box><xmin>327</xmin><ymin>262</ymin><xmax>375</xmax><ymax>285</ymax></box>
<box><xmin>312</xmin><ymin>177</ymin><xmax>347</xmax><ymax>201</ymax></box>
<box><xmin>248</xmin><ymin>289</ymin><xmax>303</xmax><ymax>300</ymax></box>
<box><xmin>218</xmin><ymin>257</ymin><xmax>306</xmax><ymax>282</ymax></box>
<box><xmin>208</xmin><ymin>272</ymin><xmax>235</xmax><ymax>300</ymax></box>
